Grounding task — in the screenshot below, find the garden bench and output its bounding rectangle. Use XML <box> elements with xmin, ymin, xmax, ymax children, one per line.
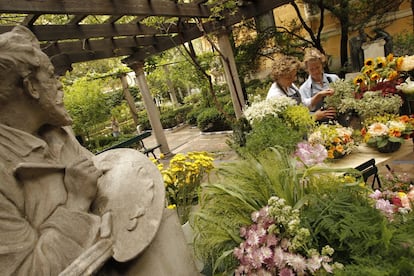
<box><xmin>96</xmin><ymin>131</ymin><xmax>161</xmax><ymax>158</ymax></box>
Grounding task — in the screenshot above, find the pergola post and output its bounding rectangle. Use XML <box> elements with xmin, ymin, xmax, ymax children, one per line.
<box><xmin>127</xmin><ymin>61</ymin><xmax>171</xmax><ymax>157</ymax></box>
<box><xmin>120</xmin><ymin>73</ymin><xmax>139</xmax><ymax>125</ymax></box>
<box><xmin>217</xmin><ymin>28</ymin><xmax>245</xmax><ymax>119</ymax></box>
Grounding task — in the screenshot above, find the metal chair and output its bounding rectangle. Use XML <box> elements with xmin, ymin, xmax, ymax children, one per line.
<box><xmin>354</xmin><ymin>158</ymin><xmax>381</xmax><ymax>189</ymax></box>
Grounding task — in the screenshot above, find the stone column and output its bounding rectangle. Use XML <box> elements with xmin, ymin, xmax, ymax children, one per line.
<box><xmin>127</xmin><ymin>61</ymin><xmax>171</xmax><ymax>156</ymax></box>
<box><xmin>120</xmin><ymin>73</ymin><xmax>139</xmax><ymax>125</ymax></box>
<box><xmin>217</xmin><ymin>28</ymin><xmax>245</xmax><ymax>119</ymax></box>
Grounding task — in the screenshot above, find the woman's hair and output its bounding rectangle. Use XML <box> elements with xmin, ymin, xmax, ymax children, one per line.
<box><xmin>269</xmin><ymin>54</ymin><xmax>301</xmax><ymax>81</ymax></box>
<box><xmin>303</xmin><ymin>47</ymin><xmax>326</xmax><ymax>66</ymax></box>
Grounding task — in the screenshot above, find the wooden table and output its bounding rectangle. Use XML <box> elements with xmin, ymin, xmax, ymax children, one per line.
<box><xmin>328</xmin><ymin>139</ymin><xmax>413</xmax><ymax>171</ymax></box>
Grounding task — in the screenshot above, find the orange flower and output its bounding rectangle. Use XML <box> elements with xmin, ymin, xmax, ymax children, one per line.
<box><xmin>389</xmin><ymin>129</ymin><xmax>401</xmax><ymax>137</ymax></box>
<box><xmin>327</xmin><ymin>150</ymin><xmax>334</xmax><ymax>159</ymax></box>
<box><xmin>361</xmin><ymin>127</ymin><xmax>367</xmax><ymax>136</ymax></box>
<box><xmin>333</xmin><ymin>137</ymin><xmax>341</xmax><ymax>144</ymax></box>
<box><xmin>399</xmin><ymin>115</ymin><xmax>410</xmax><ymax>123</ymax></box>
<box><xmin>336</xmin><ymin>144</ymin><xmax>344</xmax><ymax>153</ymax></box>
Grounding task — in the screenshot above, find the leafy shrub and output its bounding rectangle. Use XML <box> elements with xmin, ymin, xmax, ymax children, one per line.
<box><xmin>136</xmin><ymin>110</ymin><xmax>151</xmax><ymax>130</ymax></box>
<box><xmin>160</xmin><ymin>108</ymin><xmax>178</xmax><ymax>129</ymax></box>
<box><xmin>174</xmin><ymin>104</ymin><xmax>193</xmax><ymax>124</ymax></box>
<box><xmin>196</xmin><ymin>107</ymin><xmax>232</xmax><ymax>132</ymax></box>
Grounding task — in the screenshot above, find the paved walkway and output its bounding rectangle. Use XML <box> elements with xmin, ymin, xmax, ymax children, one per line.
<box><xmin>143</xmin><ymin>124</ymin><xmax>239</xmax><ymax>162</ymax></box>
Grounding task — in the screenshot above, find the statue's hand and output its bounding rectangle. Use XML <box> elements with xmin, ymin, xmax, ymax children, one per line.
<box><xmin>64</xmin><ymin>157</ymin><xmax>102</xmax><ymax>211</ymax></box>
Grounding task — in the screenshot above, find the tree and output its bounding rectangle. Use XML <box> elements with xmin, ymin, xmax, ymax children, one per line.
<box><xmin>297</xmin><ymin>0</ymin><xmax>404</xmax><ymax>69</ymax></box>
<box><xmin>63</xmin><ymin>77</ymin><xmax>111</xmax><ymax>138</ymax></box>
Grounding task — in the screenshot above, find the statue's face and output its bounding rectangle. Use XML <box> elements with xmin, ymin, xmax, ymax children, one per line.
<box><xmin>34</xmin><ymin>54</ymin><xmax>72</xmax><ymax>126</ymax></box>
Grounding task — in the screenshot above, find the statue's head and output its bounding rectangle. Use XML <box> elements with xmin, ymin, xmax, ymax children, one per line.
<box><xmin>0</xmin><ymin>26</ymin><xmax>72</xmax><ymax>126</ymax></box>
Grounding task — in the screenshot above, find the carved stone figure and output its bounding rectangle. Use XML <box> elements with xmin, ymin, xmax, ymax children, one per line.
<box><xmin>0</xmin><ymin>26</ymin><xmax>198</xmax><ymax>275</ymax></box>
<box><xmin>349</xmin><ymin>29</ymin><xmax>368</xmax><ymax>72</ymax></box>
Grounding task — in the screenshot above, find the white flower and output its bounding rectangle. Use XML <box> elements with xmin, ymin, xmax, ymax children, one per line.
<box><xmin>367</xmin><ymin>122</ymin><xmax>389</xmax><ymax>136</ymax></box>
<box><xmin>243</xmin><ymin>96</ymin><xmax>296</xmax><ymax>124</ymax></box>
<box><xmin>387</xmin><ymin>120</ymin><xmax>405</xmax><ymax>132</ymax></box>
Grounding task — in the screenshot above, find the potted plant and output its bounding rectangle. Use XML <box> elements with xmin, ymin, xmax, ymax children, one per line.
<box><xmin>308</xmin><ymin>123</ymin><xmax>356</xmax><ymax>159</ymax></box>
<box><xmin>238</xmin><ymin>96</ymin><xmax>315</xmax><ymax>156</ymax></box>
<box><xmin>361</xmin><ymin>114</ymin><xmax>414</xmax><ymax>153</ymax></box>
<box><xmin>156</xmin><ymin>151</ymin><xmax>215</xmax><ymax>224</ymax></box>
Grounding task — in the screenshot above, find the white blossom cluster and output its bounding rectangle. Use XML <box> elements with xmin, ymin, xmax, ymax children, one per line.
<box><xmin>243</xmin><ymin>96</ymin><xmax>297</xmax><ymax>124</ymax></box>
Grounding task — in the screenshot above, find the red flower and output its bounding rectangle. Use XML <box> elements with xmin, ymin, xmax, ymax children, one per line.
<box><xmin>392</xmin><ymin>196</ymin><xmax>403</xmax><ymax>208</ymax></box>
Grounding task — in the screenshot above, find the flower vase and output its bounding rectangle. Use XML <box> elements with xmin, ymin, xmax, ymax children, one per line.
<box><xmin>377</xmin><ymin>141</ymin><xmax>402</xmax><ymax>153</ymax></box>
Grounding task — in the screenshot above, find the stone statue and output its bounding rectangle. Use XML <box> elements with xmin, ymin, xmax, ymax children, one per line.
<box><xmin>0</xmin><ymin>26</ymin><xmax>199</xmax><ymax>275</ymax></box>
<box><xmin>373</xmin><ymin>28</ymin><xmax>393</xmax><ymax>57</ymax></box>
<box><xmin>349</xmin><ymin>28</ymin><xmax>368</xmax><ymax>72</ymax></box>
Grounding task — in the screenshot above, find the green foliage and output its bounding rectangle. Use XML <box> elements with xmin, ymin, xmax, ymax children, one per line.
<box><xmin>192</xmin><ymin>149</ymin><xmax>356</xmax><ymax>274</ymax></box>
<box><xmin>136</xmin><ymin>110</ymin><xmax>151</xmax><ymax>131</ymax></box>
<box><xmin>196</xmin><ymin>107</ymin><xmax>232</xmax><ymax>132</ymax></box>
<box><xmin>192</xmin><ymin>149</ymin><xmax>302</xmax><ymax>274</ymax></box>
<box><xmin>64</xmin><ymin>77</ymin><xmax>111</xmax><ymax>136</ymax></box>
<box><xmin>245</xmin><ymin>78</ymin><xmax>272</xmax><ymax>100</ymax></box>
<box><xmin>241</xmin><ymin>116</ymin><xmax>304</xmax><ymax>156</ymax></box>
<box><xmin>393</xmin><ymin>32</ymin><xmax>414</xmax><ymax>56</ymax></box>
<box><xmin>160</xmin><ymin>107</ymin><xmax>179</xmax><ymax>129</ymax></box>
<box><xmin>301</xmin><ymin>184</ymin><xmax>391</xmax><ymax>263</ymax></box>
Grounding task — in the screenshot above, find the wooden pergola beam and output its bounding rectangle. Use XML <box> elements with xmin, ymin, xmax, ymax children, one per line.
<box><xmin>0</xmin><ymin>0</ymin><xmax>211</xmax><ymax>17</ymax></box>
<box><xmin>0</xmin><ymin>23</ymin><xmax>188</xmax><ymax>40</ymax></box>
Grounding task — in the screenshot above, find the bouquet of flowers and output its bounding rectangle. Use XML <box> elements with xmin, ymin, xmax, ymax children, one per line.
<box><xmin>361</xmin><ymin>115</ymin><xmax>414</xmax><ymax>152</ymax></box>
<box><xmin>233</xmin><ymin>196</ymin><xmax>341</xmax><ymax>275</ymax></box>
<box><xmin>239</xmin><ymin>96</ymin><xmax>315</xmax><ymax>155</ymax></box>
<box><xmin>308</xmin><ymin>123</ymin><xmax>356</xmax><ymax>159</ymax></box>
<box><xmin>324</xmin><ymin>55</ymin><xmax>414</xmax><ymax>120</ymax></box>
<box><xmin>353</xmin><ymin>54</ymin><xmax>404</xmax><ymax>97</ymax></box>
<box><xmin>369</xmin><ymin>171</ymin><xmax>414</xmax><ymax>221</ymax></box>
<box><xmin>156</xmin><ymin>151</ymin><xmax>214</xmax><ymax>224</ymax></box>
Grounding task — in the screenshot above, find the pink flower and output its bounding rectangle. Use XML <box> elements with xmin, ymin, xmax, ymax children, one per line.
<box><xmin>407</xmin><ymin>188</ymin><xmax>414</xmax><ymax>202</ymax></box>
<box><xmin>294</xmin><ymin>142</ymin><xmax>328</xmax><ymax>167</ymax></box>
<box><xmin>279</xmin><ymin>267</ymin><xmax>294</xmax><ymax>276</ymax></box>
<box><xmin>369</xmin><ymin>189</ymin><xmax>383</xmax><ymax>200</ymax></box>
<box><xmin>375</xmin><ymin>198</ymin><xmax>395</xmax><ymax>218</ymax></box>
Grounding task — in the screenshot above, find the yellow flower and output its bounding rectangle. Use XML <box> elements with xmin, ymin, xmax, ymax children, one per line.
<box><xmin>363</xmin><ymin>67</ymin><xmax>374</xmax><ymax>76</ymax></box>
<box><xmin>375</xmin><ymin>57</ymin><xmax>386</xmax><ymax>69</ymax></box>
<box><xmin>370</xmin><ymin>72</ymin><xmax>380</xmax><ymax>81</ymax></box>
<box><xmin>167</xmin><ymin>204</ymin><xmax>176</xmax><ymax>209</ymax></box>
<box><xmin>159</xmin><ymin>153</ymin><xmax>165</xmax><ymax>159</ymax></box>
<box><xmin>353</xmin><ymin>75</ymin><xmax>365</xmax><ymax>85</ymax></box>
<box><xmin>386</xmin><ymin>53</ymin><xmax>394</xmax><ymax>62</ymax></box>
<box><xmin>396</xmin><ymin>57</ymin><xmax>404</xmax><ymax>71</ymax></box>
<box><xmin>364</xmin><ymin>58</ymin><xmax>375</xmax><ymax>67</ymax></box>
<box><xmin>387</xmin><ymin>70</ymin><xmax>398</xmax><ymax>80</ymax></box>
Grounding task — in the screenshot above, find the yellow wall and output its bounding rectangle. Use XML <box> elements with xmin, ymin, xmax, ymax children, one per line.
<box><xmin>272</xmin><ymin>0</ymin><xmax>413</xmax><ymax>72</ymax></box>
